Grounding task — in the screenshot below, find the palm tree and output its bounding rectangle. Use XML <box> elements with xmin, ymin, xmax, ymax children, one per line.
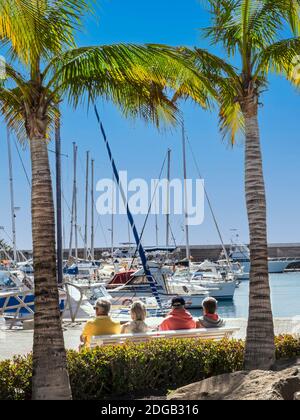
<box><xmin>0</xmin><ymin>1</ymin><xmax>212</xmax><ymax>399</ymax></box>
<box><xmin>0</xmin><ymin>238</ymin><xmax>12</xmax><ymax>260</ymax></box>
<box><xmin>177</xmin><ymin>0</ymin><xmax>300</xmax><ymax>370</ymax></box>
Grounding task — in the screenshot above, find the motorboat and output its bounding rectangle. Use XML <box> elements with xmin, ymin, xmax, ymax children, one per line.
<box><xmin>172</xmin><ymin>260</ymin><xmax>238</xmax><ymax>301</ymax></box>
<box><xmin>229</xmin><ymin>244</ymin><xmax>300</xmax><ymax>278</ymax></box>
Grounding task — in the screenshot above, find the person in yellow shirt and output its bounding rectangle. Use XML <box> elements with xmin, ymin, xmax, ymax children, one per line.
<box><xmin>80</xmin><ymin>298</ymin><xmax>121</xmax><ymax>348</ymax></box>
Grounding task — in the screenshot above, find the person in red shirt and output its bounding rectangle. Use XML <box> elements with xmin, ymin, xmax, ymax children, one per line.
<box><xmin>159</xmin><ymin>297</ymin><xmax>197</xmax><ymax>331</ymax></box>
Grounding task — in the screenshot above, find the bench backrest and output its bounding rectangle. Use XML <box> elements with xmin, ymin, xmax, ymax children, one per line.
<box><xmin>90</xmin><ymin>327</ymin><xmax>240</xmax><ymax>348</ymax></box>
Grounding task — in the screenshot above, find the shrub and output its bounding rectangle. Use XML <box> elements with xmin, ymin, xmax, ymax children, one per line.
<box><xmin>0</xmin><ymin>355</ymin><xmax>32</xmax><ymax>400</ymax></box>
<box><xmin>275</xmin><ymin>335</ymin><xmax>300</xmax><ymax>360</ymax></box>
<box><xmin>0</xmin><ymin>335</ymin><xmax>299</xmax><ymax>400</ymax></box>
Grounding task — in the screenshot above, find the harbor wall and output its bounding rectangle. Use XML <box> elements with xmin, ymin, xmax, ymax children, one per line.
<box><xmin>19</xmin><ymin>243</ymin><xmax>300</xmax><ymax>262</ymax></box>
<box><xmin>178</xmin><ymin>243</ymin><xmax>300</xmax><ymax>262</ymax></box>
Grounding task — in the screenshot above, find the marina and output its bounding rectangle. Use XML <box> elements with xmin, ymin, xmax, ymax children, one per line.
<box><xmin>1</xmin><ymin>271</ymin><xmax>300</xmax><ymax>360</ymax></box>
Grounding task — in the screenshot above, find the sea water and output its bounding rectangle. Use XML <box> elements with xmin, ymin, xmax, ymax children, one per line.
<box><xmin>191</xmin><ymin>272</ymin><xmax>300</xmax><ymax>319</ymax></box>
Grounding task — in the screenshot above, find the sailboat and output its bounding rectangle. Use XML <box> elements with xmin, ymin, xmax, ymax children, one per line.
<box><xmin>94</xmin><ymin>107</ymin><xmax>210</xmax><ymax>310</ymax></box>
<box><xmin>170</xmin><ymin>123</ymin><xmax>238</xmax><ymax>301</ymax></box>
<box><xmin>105</xmin><ymin>261</ymin><xmax>208</xmax><ymax>309</ymax></box>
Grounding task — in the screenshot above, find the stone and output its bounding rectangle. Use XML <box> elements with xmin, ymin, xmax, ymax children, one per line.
<box><xmin>168</xmin><ymin>367</ymin><xmax>300</xmax><ymax>401</ymax></box>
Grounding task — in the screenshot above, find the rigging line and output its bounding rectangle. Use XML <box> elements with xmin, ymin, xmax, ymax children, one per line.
<box><xmin>129</xmin><ymin>151</ymin><xmax>169</xmax><ymax>270</ymax></box>
<box><xmin>169</xmin><ymin>223</ymin><xmax>177</xmax><ymax>248</ymax></box>
<box><xmin>51</xmin><ymin>164</ymin><xmax>108</xmax><ymax>252</ymax></box>
<box><xmin>78</xmin><ymin>154</ymin><xmax>109</xmax><ymax>251</ymax></box>
<box><xmin>89</xmin><ymin>162</ymin><xmax>109</xmax><ymax>249</ymax></box>
<box><xmin>50</xmin><ymin>168</ymin><xmax>88</xmax><ymax>256</ymax></box>
<box><xmin>136</xmin><ymin>153</ymin><xmax>168</xmax><ymax>246</ymax></box>
<box><xmin>13</xmin><ymin>140</ymin><xmax>31</xmax><ymax>188</ymax></box>
<box><xmin>94</xmin><ymin>212</ymin><xmax>109</xmax><ymax>249</ymax></box>
<box><xmin>94</xmin><ymin>104</ymin><xmax>162</xmax><ymax>309</ymax></box>
<box><xmin>186</xmin><ymin>136</ymin><xmax>231</xmax><ymax>264</ymax></box>
<box><xmin>78</xmin><ymin>153</ymin><xmax>87</xmax><ymax>178</ymax></box>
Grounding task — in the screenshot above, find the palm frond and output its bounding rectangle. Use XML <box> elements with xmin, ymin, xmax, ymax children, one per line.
<box><xmin>0</xmin><ymin>85</ymin><xmax>27</xmax><ymax>142</ymax></box>
<box><xmin>0</xmin><ymin>0</ymin><xmax>95</xmax><ymax>64</ymax></box>
<box><xmin>44</xmin><ymin>43</ymin><xmax>223</xmax><ymax>127</ymax></box>
<box><xmin>203</xmin><ymin>0</ymin><xmax>242</xmax><ymax>55</ymax></box>
<box><xmin>283</xmin><ymin>0</ymin><xmax>300</xmax><ymax>35</ymax></box>
<box><xmin>203</xmin><ymin>1</ymin><xmax>300</xmax><ymax>60</ymax></box>
<box><xmin>254</xmin><ymin>37</ymin><xmax>300</xmax><ymax>78</ymax></box>
<box><xmin>218</xmin><ymin>77</ymin><xmax>245</xmax><ymax>145</ymax></box>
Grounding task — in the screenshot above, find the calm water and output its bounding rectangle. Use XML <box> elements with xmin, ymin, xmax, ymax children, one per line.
<box><xmin>192</xmin><ymin>273</ymin><xmax>300</xmax><ymax>319</ymax></box>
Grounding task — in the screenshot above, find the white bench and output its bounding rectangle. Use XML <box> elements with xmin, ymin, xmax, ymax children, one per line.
<box><xmin>90</xmin><ymin>327</ymin><xmax>240</xmax><ymax>348</ymax></box>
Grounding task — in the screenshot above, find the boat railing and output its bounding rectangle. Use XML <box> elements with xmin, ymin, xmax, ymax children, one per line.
<box><xmin>269</xmin><ymin>257</ymin><xmax>300</xmax><ymax>262</ymax></box>
<box><xmin>0</xmin><ymin>289</ymin><xmax>35</xmax><ymax>330</ymax></box>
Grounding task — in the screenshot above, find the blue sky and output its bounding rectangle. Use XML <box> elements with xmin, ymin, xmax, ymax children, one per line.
<box><xmin>0</xmin><ymin>0</ymin><xmax>300</xmax><ymax>250</ymax></box>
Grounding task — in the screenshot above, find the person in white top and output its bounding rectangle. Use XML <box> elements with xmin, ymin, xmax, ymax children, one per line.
<box><xmin>121</xmin><ymin>301</ymin><xmax>149</xmax><ymax>334</ymax></box>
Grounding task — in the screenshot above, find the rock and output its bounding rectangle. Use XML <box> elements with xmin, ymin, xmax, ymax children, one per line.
<box><xmin>295</xmin><ymin>392</ymin><xmax>300</xmax><ymax>400</ymax></box>
<box><xmin>168</xmin><ymin>367</ymin><xmax>300</xmax><ymax>401</ymax></box>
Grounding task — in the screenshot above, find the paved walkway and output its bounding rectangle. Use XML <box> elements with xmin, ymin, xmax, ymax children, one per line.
<box><xmin>1</xmin><ymin>317</ymin><xmax>300</xmax><ymax>361</ymax></box>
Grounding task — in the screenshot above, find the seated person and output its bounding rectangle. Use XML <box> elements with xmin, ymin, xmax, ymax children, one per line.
<box><xmin>121</xmin><ymin>301</ymin><xmax>149</xmax><ymax>334</ymax></box>
<box><xmin>159</xmin><ymin>297</ymin><xmax>196</xmax><ymax>331</ymax></box>
<box><xmin>197</xmin><ymin>297</ymin><xmax>224</xmax><ymax>329</ymax></box>
<box><xmin>80</xmin><ymin>298</ymin><xmax>121</xmax><ymax>348</ymax></box>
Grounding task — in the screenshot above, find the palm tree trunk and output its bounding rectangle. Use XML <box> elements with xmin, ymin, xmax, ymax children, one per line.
<box><xmin>242</xmin><ymin>96</ymin><xmax>276</xmax><ymax>371</ymax></box>
<box><xmin>30</xmin><ymin>135</ymin><xmax>72</xmax><ymax>400</ymax></box>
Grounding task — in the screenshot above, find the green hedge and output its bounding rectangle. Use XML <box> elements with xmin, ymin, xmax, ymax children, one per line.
<box><xmin>0</xmin><ymin>335</ymin><xmax>299</xmax><ymax>400</ymax></box>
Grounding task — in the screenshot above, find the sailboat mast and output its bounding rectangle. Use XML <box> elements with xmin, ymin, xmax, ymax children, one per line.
<box><xmin>182</xmin><ymin>122</ymin><xmax>191</xmax><ymax>262</ymax></box>
<box><xmin>55</xmin><ymin>111</ymin><xmax>63</xmax><ymax>285</ymax></box>
<box><xmin>111</xmin><ymin>174</ymin><xmax>115</xmax><ymax>258</ymax></box>
<box><xmin>155</xmin><ymin>214</ymin><xmax>159</xmax><ymax>247</ymax></box>
<box><xmin>94</xmin><ymin>106</ymin><xmax>162</xmax><ymax>308</ymax></box>
<box><xmin>127</xmin><ymin>222</ymin><xmax>131</xmax><ymax>245</ymax></box>
<box><xmin>166</xmin><ymin>148</ymin><xmax>171</xmax><ymax>248</ymax></box>
<box><xmin>90</xmin><ymin>159</ymin><xmax>95</xmax><ymax>261</ymax></box>
<box><xmin>74</xmin><ymin>144</ymin><xmax>78</xmax><ymax>262</ymax></box>
<box><xmin>7</xmin><ymin>129</ymin><xmax>17</xmax><ymax>263</ymax></box>
<box><xmin>68</xmin><ymin>185</ymin><xmax>74</xmax><ymax>259</ymax></box>
<box><xmin>69</xmin><ymin>143</ymin><xmax>75</xmax><ymax>258</ymax></box>
<box><xmin>84</xmin><ymin>151</ymin><xmax>90</xmax><ymax>260</ymax></box>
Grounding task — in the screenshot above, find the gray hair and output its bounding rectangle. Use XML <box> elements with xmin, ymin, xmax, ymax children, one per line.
<box><xmin>95</xmin><ymin>298</ymin><xmax>111</xmax><ymax>315</ymax></box>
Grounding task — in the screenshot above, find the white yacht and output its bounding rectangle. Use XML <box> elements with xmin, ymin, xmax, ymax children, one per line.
<box><xmin>229</xmin><ymin>244</ymin><xmax>300</xmax><ymax>279</ymax></box>
<box><xmin>172</xmin><ymin>260</ymin><xmax>237</xmax><ymax>301</ymax></box>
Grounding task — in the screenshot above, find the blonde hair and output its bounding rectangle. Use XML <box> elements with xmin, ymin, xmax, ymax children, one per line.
<box><xmin>130</xmin><ymin>301</ymin><xmax>147</xmax><ymax>321</ymax></box>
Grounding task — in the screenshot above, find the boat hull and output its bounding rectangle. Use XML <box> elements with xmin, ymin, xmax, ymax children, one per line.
<box><xmin>0</xmin><ymin>292</ymin><xmax>66</xmax><ymax>317</ymax></box>
<box><xmin>197</xmin><ymin>281</ymin><xmax>236</xmax><ymax>300</ymax></box>
<box><xmin>237</xmin><ymin>259</ymin><xmax>300</xmax><ymax>279</ymax></box>
<box><xmin>108</xmin><ymin>287</ymin><xmax>206</xmax><ymax>309</ymax></box>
